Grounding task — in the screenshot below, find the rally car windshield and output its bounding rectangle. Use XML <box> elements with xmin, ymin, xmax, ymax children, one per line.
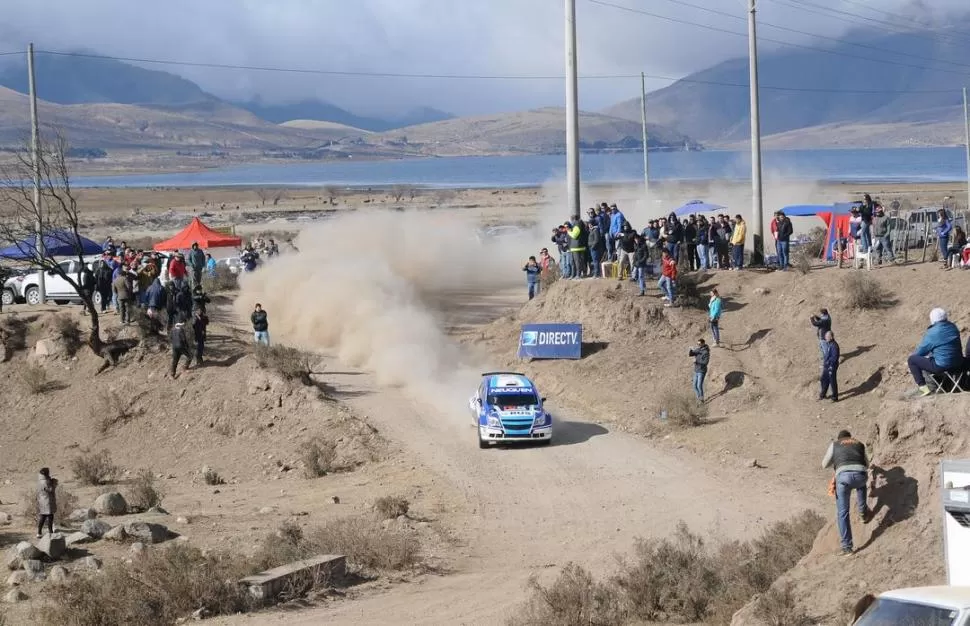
<box><xmin>487</xmin><ymin>393</ymin><xmax>539</xmax><ymax>408</ymax></box>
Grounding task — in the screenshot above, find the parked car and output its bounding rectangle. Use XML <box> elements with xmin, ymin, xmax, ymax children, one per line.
<box><xmin>2</xmin><ymin>267</ymin><xmax>32</xmax><ymax>306</ymax></box>
<box><xmin>893</xmin><ymin>207</ymin><xmax>967</xmax><ymax>249</ymax></box>
<box><xmin>17</xmin><ymin>257</ymin><xmax>104</xmax><ymax>307</ymax></box>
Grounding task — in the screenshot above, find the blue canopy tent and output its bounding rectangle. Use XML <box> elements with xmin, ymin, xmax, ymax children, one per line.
<box><xmin>779</xmin><ymin>202</ymin><xmax>860</xmax><ymax>261</ymax></box>
<box><xmin>673</xmin><ymin>200</ymin><xmax>726</xmax><ymax>217</ymax></box>
<box><xmin>0</xmin><ymin>230</ymin><xmax>103</xmax><ymax>260</ymax></box>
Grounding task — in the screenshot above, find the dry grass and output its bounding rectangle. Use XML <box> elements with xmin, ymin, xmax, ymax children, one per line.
<box><xmin>52</xmin><ymin>314</ymin><xmax>84</xmax><ymax>356</ymax></box>
<box><xmin>70</xmin><ymin>449</ymin><xmax>120</xmax><ymax>486</ymax></box>
<box><xmin>93</xmin><ymin>390</ymin><xmax>137</xmax><ymax>434</ymax></box>
<box><xmin>19</xmin><ymin>362</ymin><xmax>53</xmax><ymax>395</ymax></box>
<box><xmin>509</xmin><ymin>510</ymin><xmax>825</xmax><ymax>626</ymax></box>
<box><xmin>792</xmin><ymin>250</ymin><xmax>813</xmax><ymax>275</ymax></box>
<box><xmin>657</xmin><ymin>389</ymin><xmax>708</xmax><ymax>428</ymax></box>
<box><xmin>299</xmin><ymin>437</ymin><xmax>337</xmax><ymax>478</ymax></box>
<box><xmin>202</xmin><ymin>466</ymin><xmax>225</xmax><ymax>486</ymax></box>
<box><xmin>127</xmin><ymin>468</ymin><xmax>165</xmax><ymax>512</ymax></box>
<box><xmin>39</xmin><ymin>543</ymin><xmax>255</xmax><ymax>626</ymax></box>
<box><xmin>21</xmin><ymin>484</ymin><xmax>78</xmax><ymax>526</ymax></box>
<box><xmin>753</xmin><ymin>583</ymin><xmax>814</xmax><ymax>626</ymax></box>
<box><xmin>203</xmin><ymin>264</ymin><xmax>238</xmax><ymax>292</ymax></box>
<box><xmin>373</xmin><ymin>496</ymin><xmax>410</xmax><ymax>520</ymax></box>
<box><xmin>255</xmin><ymin>344</ymin><xmax>317</xmax><ymax>385</ymax></box>
<box><xmin>842</xmin><ymin>273</ymin><xmax>887</xmax><ymax>310</ymax></box>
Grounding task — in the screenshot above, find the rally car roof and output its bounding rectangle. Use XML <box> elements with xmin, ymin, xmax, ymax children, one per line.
<box><xmin>484</xmin><ymin>373</ymin><xmax>534</xmax><ymax>391</ymax></box>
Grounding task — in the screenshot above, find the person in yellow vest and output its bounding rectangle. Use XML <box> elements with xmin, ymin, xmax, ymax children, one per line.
<box><xmin>567</xmin><ymin>220</ymin><xmax>588</xmax><ymax>279</ymax></box>
<box><xmin>729</xmin><ymin>214</ymin><xmax>746</xmax><ymax>270</ymax></box>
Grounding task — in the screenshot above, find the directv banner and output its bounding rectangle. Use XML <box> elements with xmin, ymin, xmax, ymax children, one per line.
<box><xmin>518</xmin><ymin>323</ymin><xmax>583</xmax><ymax>360</ymax></box>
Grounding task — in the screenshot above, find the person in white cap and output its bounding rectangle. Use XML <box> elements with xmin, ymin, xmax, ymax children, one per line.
<box><xmin>906</xmin><ymin>307</ymin><xmax>963</xmax><ymax>397</ymax></box>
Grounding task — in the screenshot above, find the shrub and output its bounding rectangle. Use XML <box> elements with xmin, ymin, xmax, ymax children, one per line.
<box><xmin>19</xmin><ymin>362</ymin><xmax>53</xmax><ymax>395</ymax></box>
<box><xmin>801</xmin><ymin>226</ymin><xmax>827</xmax><ymax>258</ymax></box>
<box><xmin>509</xmin><ymin>563</ymin><xmax>621</xmax><ymax>626</ymax></box>
<box><xmin>657</xmin><ymin>389</ymin><xmax>708</xmax><ymax>428</ymax></box>
<box><xmin>753</xmin><ymin>583</ymin><xmax>814</xmax><ymax>626</ymax></box>
<box><xmin>202</xmin><ymin>466</ymin><xmax>225</xmax><ymax>486</ymax></box>
<box><xmin>202</xmin><ymin>264</ymin><xmax>239</xmax><ymax>293</ymax></box>
<box><xmin>21</xmin><ymin>484</ymin><xmax>78</xmax><ymax>525</ymax></box>
<box><xmin>52</xmin><ymin>314</ymin><xmax>84</xmax><ymax>356</ymax></box>
<box><xmin>127</xmin><ymin>468</ymin><xmax>165</xmax><ymax>511</ymax></box>
<box><xmin>373</xmin><ymin>496</ymin><xmax>410</xmax><ymax>520</ymax></box>
<box><xmin>673</xmin><ymin>272</ymin><xmax>706</xmax><ymax>310</ymax></box>
<box><xmin>792</xmin><ymin>250</ymin><xmax>812</xmax><ymax>275</ymax></box>
<box><xmin>842</xmin><ymin>273</ymin><xmax>886</xmax><ymax>310</ymax></box>
<box><xmin>308</xmin><ymin>516</ymin><xmax>420</xmax><ymax>571</ymax></box>
<box><xmin>94</xmin><ymin>390</ymin><xmax>137</xmax><ymax>434</ymax></box>
<box><xmin>300</xmin><ymin>437</ymin><xmax>337</xmax><ymax>478</ymax></box>
<box><xmin>255</xmin><ymin>344</ymin><xmax>317</xmax><ymax>385</ymax></box>
<box><xmin>39</xmin><ymin>543</ymin><xmax>255</xmax><ymax>626</ymax></box>
<box><xmin>70</xmin><ymin>449</ymin><xmax>120</xmax><ymax>486</ymax></box>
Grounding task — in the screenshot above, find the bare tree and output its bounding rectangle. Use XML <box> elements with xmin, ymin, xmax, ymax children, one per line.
<box><xmin>272</xmin><ymin>189</ymin><xmax>286</xmax><ymax>206</ymax></box>
<box><xmin>255</xmin><ymin>188</ymin><xmax>269</xmax><ymax>206</ymax></box>
<box><xmin>0</xmin><ymin>132</ymin><xmax>107</xmax><ymax>359</ymax></box>
<box><xmin>322</xmin><ymin>185</ymin><xmax>340</xmax><ymax>206</ymax></box>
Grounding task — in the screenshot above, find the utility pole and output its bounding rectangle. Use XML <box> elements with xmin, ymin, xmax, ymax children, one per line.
<box><xmin>747</xmin><ymin>0</ymin><xmax>764</xmax><ymax>266</ymax></box>
<box><xmin>640</xmin><ymin>72</ymin><xmax>650</xmax><ymax>204</ymax></box>
<box><xmin>27</xmin><ymin>43</ymin><xmax>45</xmax><ymax>305</ymax></box>
<box><xmin>565</xmin><ymin>0</ymin><xmax>581</xmax><ymax>219</ymax></box>
<box><xmin>963</xmin><ymin>87</ymin><xmax>969</xmax><ymax>213</ymax></box>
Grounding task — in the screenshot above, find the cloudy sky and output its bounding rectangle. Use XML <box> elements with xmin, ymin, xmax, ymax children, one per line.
<box><xmin>2</xmin><ymin>0</ymin><xmax>968</xmax><ymax>117</ymax></box>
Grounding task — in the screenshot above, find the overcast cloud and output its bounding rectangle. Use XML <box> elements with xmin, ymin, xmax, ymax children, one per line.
<box><xmin>1</xmin><ymin>0</ymin><xmax>968</xmax><ymax>117</ymax></box>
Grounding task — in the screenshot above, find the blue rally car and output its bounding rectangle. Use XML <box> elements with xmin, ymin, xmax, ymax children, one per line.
<box><xmin>469</xmin><ymin>372</ymin><xmax>552</xmax><ymax>448</ymax></box>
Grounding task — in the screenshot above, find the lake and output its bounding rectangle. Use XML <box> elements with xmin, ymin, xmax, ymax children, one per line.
<box><xmin>72</xmin><ymin>147</ymin><xmax>969</xmax><ymax>189</ymax></box>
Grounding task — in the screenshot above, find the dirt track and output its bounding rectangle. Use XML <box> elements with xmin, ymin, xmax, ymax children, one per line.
<box><xmin>222</xmin><ymin>292</ymin><xmax>818</xmax><ymax>626</ymax></box>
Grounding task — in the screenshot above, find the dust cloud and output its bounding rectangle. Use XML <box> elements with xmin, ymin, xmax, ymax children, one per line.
<box><xmin>235</xmin><ymin>209</ymin><xmax>537</xmax><ymax>413</ymax></box>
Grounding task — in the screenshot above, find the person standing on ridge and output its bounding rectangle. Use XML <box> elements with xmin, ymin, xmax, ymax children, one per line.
<box><xmin>822</xmin><ymin>430</ymin><xmax>871</xmax><ymax>555</ymax></box>
<box><xmin>936</xmin><ymin>209</ymin><xmax>953</xmax><ymax>270</ymax></box>
<box><xmin>633</xmin><ymin>234</ymin><xmax>650</xmax><ymax>296</ymax></box>
<box><xmin>658</xmin><ymin>249</ymin><xmax>678</xmax><ymax>306</ymax></box>
<box><xmin>775</xmin><ymin>211</ymin><xmax>793</xmax><ymax>271</ymax></box>
<box><xmin>523</xmin><ymin>256</ymin><xmax>541</xmax><ymax>300</ymax></box>
<box><xmin>689</xmin><ymin>338</ymin><xmax>711</xmax><ymax>403</ymax></box>
<box><xmin>730</xmin><ymin>214</ymin><xmax>746</xmax><ymax>270</ymax></box>
<box><xmin>811</xmin><ymin>308</ymin><xmax>832</xmax><ymax>357</ymax></box>
<box><xmin>188</xmin><ymin>242</ymin><xmax>207</xmax><ymax>289</ymax></box>
<box><xmin>169</xmin><ymin>315</ymin><xmax>192</xmax><ymax>378</ymax></box>
<box><xmin>36</xmin><ymin>467</ymin><xmax>57</xmax><ymax>539</ymax></box>
<box><xmin>820</xmin><ymin>330</ymin><xmax>841</xmax><ymax>402</ymax></box>
<box><xmin>708</xmin><ymin>288</ymin><xmax>722</xmax><ymax>347</ymax></box>
<box><xmin>252</xmin><ymin>303</ymin><xmax>270</xmax><ymax>346</ymax></box>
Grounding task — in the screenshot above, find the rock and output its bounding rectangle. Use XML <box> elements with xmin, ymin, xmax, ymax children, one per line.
<box><xmin>34</xmin><ymin>338</ymin><xmax>54</xmax><ymax>357</ymax></box>
<box><xmin>82</xmin><ymin>519</ymin><xmax>113</xmax><ymax>539</ymax></box>
<box><xmin>4</xmin><ymin>588</ymin><xmax>27</xmax><ymax>603</ymax></box>
<box><xmin>0</xmin><ymin>512</ymin><xmax>11</xmax><ymax>525</ymax></box>
<box><xmin>176</xmin><ymin>517</ymin><xmax>189</xmax><ymax>525</ymax></box>
<box><xmin>104</xmin><ymin>525</ymin><xmax>128</xmax><ymax>542</ymax></box>
<box><xmin>22</xmin><ymin>559</ymin><xmax>44</xmax><ymax>577</ymax></box>
<box><xmin>124</xmin><ymin>522</ymin><xmax>170</xmax><ymax>544</ymax></box>
<box><xmin>82</xmin><ymin>556</ymin><xmax>102</xmax><ymax>571</ymax></box>
<box><xmin>130</xmin><ymin>542</ymin><xmax>146</xmax><ymax>556</ymax></box>
<box><xmin>94</xmin><ymin>492</ymin><xmax>128</xmax><ymax>516</ymax></box>
<box><xmin>752</xmin><ymin>287</ymin><xmax>770</xmax><ymax>296</ymax></box>
<box><xmin>49</xmin><ymin>565</ymin><xmax>69</xmax><ymax>582</ymax></box>
<box><xmin>5</xmin><ymin>542</ymin><xmax>41</xmax><ymax>570</ymax></box>
<box><xmin>146</xmin><ymin>506</ymin><xmax>169</xmax><ymax>516</ymax></box>
<box><xmin>5</xmin><ymin>571</ymin><xmax>28</xmax><ymax>586</ymax></box>
<box><xmin>36</xmin><ymin>533</ymin><xmax>67</xmax><ymax>560</ymax></box>
<box><xmin>65</xmin><ymin>532</ymin><xmax>94</xmax><ymax>547</ymax></box>
<box><xmin>192</xmin><ymin>607</ymin><xmax>210</xmax><ymax>620</ymax></box>
<box><xmin>68</xmin><ymin>508</ymin><xmax>97</xmax><ymax>523</ymax></box>
<box><xmin>258</xmin><ymin>507</ymin><xmax>274</xmax><ymax>515</ymax></box>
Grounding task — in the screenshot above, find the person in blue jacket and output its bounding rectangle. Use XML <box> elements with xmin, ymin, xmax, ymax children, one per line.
<box><xmin>708</xmin><ymin>289</ymin><xmax>723</xmax><ymax>347</ymax></box>
<box><xmin>608</xmin><ymin>204</ymin><xmax>625</xmax><ymax>261</ymax></box>
<box><xmin>908</xmin><ymin>307</ymin><xmax>964</xmax><ymax>396</ymax></box>
<box><xmin>523</xmin><ymin>256</ymin><xmax>541</xmax><ymax>300</ymax></box>
<box><xmin>936</xmin><ymin>209</ymin><xmax>953</xmax><ymax>269</ymax></box>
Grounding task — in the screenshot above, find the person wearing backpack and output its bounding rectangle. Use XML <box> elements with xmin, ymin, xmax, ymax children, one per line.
<box><xmin>689</xmin><ymin>338</ymin><xmax>711</xmax><ymax>403</ymax></box>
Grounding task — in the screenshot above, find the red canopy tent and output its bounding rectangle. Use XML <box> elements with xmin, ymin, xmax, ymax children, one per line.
<box><xmin>153</xmin><ymin>217</ymin><xmax>242</xmax><ymax>252</ymax></box>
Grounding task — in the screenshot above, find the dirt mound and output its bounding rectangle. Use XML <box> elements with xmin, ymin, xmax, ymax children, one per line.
<box><xmin>733</xmin><ymin>398</ymin><xmax>969</xmax><ymax>625</ymax></box>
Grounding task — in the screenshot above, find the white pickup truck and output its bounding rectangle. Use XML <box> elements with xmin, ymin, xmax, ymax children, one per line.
<box><xmin>855</xmin><ymin>587</ymin><xmax>970</xmax><ymax>625</ymax></box>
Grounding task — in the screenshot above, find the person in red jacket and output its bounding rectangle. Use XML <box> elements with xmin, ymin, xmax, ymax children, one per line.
<box><xmin>658</xmin><ymin>249</ymin><xmax>678</xmax><ymax>306</ymax></box>
<box><xmin>168</xmin><ymin>252</ymin><xmax>187</xmax><ymax>282</ymax></box>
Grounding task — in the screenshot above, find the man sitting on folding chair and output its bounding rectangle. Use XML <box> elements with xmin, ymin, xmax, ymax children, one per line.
<box><xmin>907</xmin><ymin>307</ymin><xmax>964</xmax><ymax>397</ymax></box>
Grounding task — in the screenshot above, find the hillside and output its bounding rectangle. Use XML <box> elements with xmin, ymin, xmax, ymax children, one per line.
<box><xmin>607</xmin><ymin>25</ymin><xmax>970</xmax><ymax>147</ymax></box>
<box><xmin>280</xmin><ymin>119</ymin><xmax>371</xmax><ymax>134</ymax></box>
<box><xmin>361</xmin><ymin>107</ymin><xmax>698</xmax><ymax>156</ymax></box>
<box><xmin>238</xmin><ymin>99</ymin><xmax>454</xmax><ymax>132</ymax></box>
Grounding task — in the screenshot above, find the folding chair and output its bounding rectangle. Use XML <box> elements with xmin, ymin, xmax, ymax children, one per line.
<box><xmin>930</xmin><ymin>369</ymin><xmax>970</xmax><ymax>394</ymax></box>
<box><xmin>852</xmin><ymin>244</ymin><xmax>873</xmax><ymax>271</ymax></box>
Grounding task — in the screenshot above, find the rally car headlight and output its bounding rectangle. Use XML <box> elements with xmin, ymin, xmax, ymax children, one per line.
<box><xmin>533</xmin><ymin>413</ymin><xmax>548</xmax><ymax>427</ymax></box>
<box><xmin>487</xmin><ymin>412</ymin><xmax>502</xmax><ymax>429</ymax></box>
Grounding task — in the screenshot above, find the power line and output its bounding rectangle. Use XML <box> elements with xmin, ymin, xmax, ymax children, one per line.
<box><xmin>28</xmin><ymin>48</ymin><xmax>955</xmax><ymax>95</ymax></box>
<box><xmin>653</xmin><ymin>0</ymin><xmax>970</xmax><ymax>70</ymax></box>
<box><xmin>587</xmin><ymin>0</ymin><xmax>970</xmax><ymax>78</ymax></box>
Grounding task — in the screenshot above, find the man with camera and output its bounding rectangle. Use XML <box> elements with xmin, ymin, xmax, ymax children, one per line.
<box><xmin>689</xmin><ymin>338</ymin><xmax>711</xmax><ymax>403</ymax></box>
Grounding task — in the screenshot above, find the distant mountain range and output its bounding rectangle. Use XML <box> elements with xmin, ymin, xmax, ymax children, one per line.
<box><xmin>607</xmin><ymin>23</ymin><xmax>970</xmax><ymax>148</ymax></box>
<box><xmin>236</xmin><ymin>99</ymin><xmax>454</xmax><ymax>132</ymax></box>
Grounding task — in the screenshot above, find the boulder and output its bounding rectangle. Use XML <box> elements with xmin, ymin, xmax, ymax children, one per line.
<box><xmin>0</xmin><ymin>511</ymin><xmax>12</xmax><ymax>525</ymax></box>
<box><xmin>123</xmin><ymin>522</ymin><xmax>169</xmax><ymax>545</ymax></box>
<box><xmin>3</xmin><ymin>588</ymin><xmax>27</xmax><ymax>604</ymax></box>
<box><xmin>5</xmin><ymin>542</ymin><xmax>41</xmax><ymax>570</ymax></box>
<box><xmin>94</xmin><ymin>492</ymin><xmax>128</xmax><ymax>516</ymax></box>
<box><xmin>65</xmin><ymin>532</ymin><xmax>93</xmax><ymax>547</ymax></box>
<box><xmin>36</xmin><ymin>533</ymin><xmax>67</xmax><ymax>560</ymax></box>
<box><xmin>81</xmin><ymin>519</ymin><xmax>112</xmax><ymax>539</ymax></box>
<box><xmin>104</xmin><ymin>525</ymin><xmax>127</xmax><ymax>542</ymax></box>
<box><xmin>68</xmin><ymin>508</ymin><xmax>97</xmax><ymax>523</ymax></box>
<box><xmin>130</xmin><ymin>542</ymin><xmax>146</xmax><ymax>556</ymax></box>
<box><xmin>82</xmin><ymin>556</ymin><xmax>102</xmax><ymax>571</ymax></box>
<box><xmin>22</xmin><ymin>559</ymin><xmax>44</xmax><ymax>580</ymax></box>
<box><xmin>49</xmin><ymin>565</ymin><xmax>69</xmax><ymax>583</ymax></box>
<box><xmin>5</xmin><ymin>571</ymin><xmax>28</xmax><ymax>587</ymax></box>
<box><xmin>146</xmin><ymin>505</ymin><xmax>169</xmax><ymax>516</ymax></box>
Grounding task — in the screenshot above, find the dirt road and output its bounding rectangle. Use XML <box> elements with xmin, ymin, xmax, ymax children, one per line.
<box><xmin>225</xmin><ymin>357</ymin><xmax>818</xmax><ymax>625</ymax></box>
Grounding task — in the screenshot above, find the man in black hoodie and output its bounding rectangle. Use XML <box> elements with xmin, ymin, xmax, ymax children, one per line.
<box><xmin>811</xmin><ymin>308</ymin><xmax>832</xmax><ymax>358</ymax></box>
<box><xmin>252</xmin><ymin>303</ymin><xmax>270</xmax><ymax>346</ymax></box>
<box><xmin>169</xmin><ymin>316</ymin><xmax>192</xmax><ymax>378</ymax></box>
<box><xmin>689</xmin><ymin>338</ymin><xmax>711</xmax><ymax>403</ymax></box>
